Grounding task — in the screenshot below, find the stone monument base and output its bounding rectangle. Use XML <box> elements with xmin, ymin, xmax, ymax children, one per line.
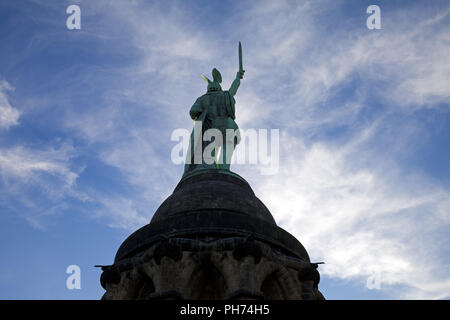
<box><xmin>99</xmin><ymin>171</ymin><xmax>324</xmax><ymax>300</ymax></box>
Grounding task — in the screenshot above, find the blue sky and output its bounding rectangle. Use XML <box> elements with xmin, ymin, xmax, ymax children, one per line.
<box><xmin>0</xmin><ymin>0</ymin><xmax>449</xmax><ymax>299</ymax></box>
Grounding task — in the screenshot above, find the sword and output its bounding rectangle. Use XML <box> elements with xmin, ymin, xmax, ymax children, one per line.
<box><xmin>238</xmin><ymin>41</ymin><xmax>244</xmax><ymax>79</ymax></box>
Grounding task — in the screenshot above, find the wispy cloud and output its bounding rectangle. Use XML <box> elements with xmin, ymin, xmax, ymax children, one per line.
<box><xmin>235</xmin><ymin>1</ymin><xmax>450</xmax><ymax>133</ymax></box>
<box><xmin>0</xmin><ymin>140</ymin><xmax>81</xmax><ymax>229</ymax></box>
<box><xmin>93</xmin><ymin>196</ymin><xmax>149</xmax><ymax>231</ymax></box>
<box><xmin>0</xmin><ymin>143</ymin><xmax>78</xmax><ymax>186</ymax></box>
<box><xmin>247</xmin><ymin>128</ymin><xmax>450</xmax><ymax>299</ymax></box>
<box><xmin>2</xmin><ymin>0</ymin><xmax>448</xmax><ymax>299</ymax></box>
<box><xmin>0</xmin><ymin>80</ymin><xmax>20</xmax><ymax>129</ymax></box>
<box><xmin>60</xmin><ymin>1</ymin><xmax>449</xmax><ymax>298</ymax></box>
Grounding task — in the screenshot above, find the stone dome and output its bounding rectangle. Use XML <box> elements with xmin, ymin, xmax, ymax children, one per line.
<box><xmin>151</xmin><ymin>170</ymin><xmax>276</xmax><ymax>224</ymax></box>
<box><xmin>114</xmin><ymin>170</ymin><xmax>310</xmax><ymax>263</ymax></box>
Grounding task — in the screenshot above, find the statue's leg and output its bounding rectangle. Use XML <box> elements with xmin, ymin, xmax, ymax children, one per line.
<box><xmin>203</xmin><ymin>127</ymin><xmax>222</xmax><ymax>169</ymax></box>
<box><xmin>221</xmin><ymin>129</ymin><xmax>239</xmax><ymax>170</ymax></box>
<box><xmin>184</xmin><ymin>121</ymin><xmax>203</xmax><ymax>174</ymax></box>
<box><xmin>183</xmin><ymin>130</ymin><xmax>195</xmax><ymax>174</ymax></box>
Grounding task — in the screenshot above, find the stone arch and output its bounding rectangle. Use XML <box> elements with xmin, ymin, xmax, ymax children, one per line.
<box><xmin>133</xmin><ymin>272</ymin><xmax>156</xmax><ymax>299</ymax></box>
<box><xmin>261</xmin><ymin>271</ymin><xmax>284</xmax><ymax>299</ymax></box>
<box><xmin>261</xmin><ymin>268</ymin><xmax>293</xmax><ymax>300</ymax></box>
<box><xmin>186</xmin><ymin>252</ymin><xmax>228</xmax><ymax>299</ymax></box>
<box><xmin>260</xmin><ymin>265</ymin><xmax>301</xmax><ymax>299</ymax></box>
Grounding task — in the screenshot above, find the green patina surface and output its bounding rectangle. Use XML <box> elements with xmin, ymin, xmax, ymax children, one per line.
<box><xmin>183</xmin><ymin>42</ymin><xmax>245</xmax><ymax>178</ymax></box>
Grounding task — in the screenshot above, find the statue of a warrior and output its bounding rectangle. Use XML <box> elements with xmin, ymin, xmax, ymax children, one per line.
<box><xmin>183</xmin><ymin>42</ymin><xmax>245</xmax><ymax>176</ymax></box>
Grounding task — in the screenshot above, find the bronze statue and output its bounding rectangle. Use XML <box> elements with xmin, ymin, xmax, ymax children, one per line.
<box><xmin>184</xmin><ymin>42</ymin><xmax>245</xmax><ymax>176</ymax></box>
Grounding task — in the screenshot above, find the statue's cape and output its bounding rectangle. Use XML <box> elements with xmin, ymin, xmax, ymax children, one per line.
<box><xmin>203</xmin><ymin>91</ymin><xmax>235</xmax><ymax>120</ymax></box>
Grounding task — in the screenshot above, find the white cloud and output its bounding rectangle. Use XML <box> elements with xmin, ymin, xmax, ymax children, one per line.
<box><xmin>0</xmin><ymin>80</ymin><xmax>20</xmax><ymax>129</ymax></box>
<box><xmin>233</xmin><ymin>1</ymin><xmax>450</xmax><ymax>134</ymax></box>
<box><xmin>65</xmin><ymin>1</ymin><xmax>450</xmax><ymax>299</ymax></box>
<box><xmin>18</xmin><ymin>0</ymin><xmax>448</xmax><ymax>299</ymax></box>
<box><xmin>0</xmin><ymin>142</ymin><xmax>81</xmax><ymax>229</ymax></box>
<box><xmin>242</xmin><ymin>128</ymin><xmax>450</xmax><ymax>299</ymax></box>
<box><xmin>94</xmin><ymin>196</ymin><xmax>149</xmax><ymax>231</ymax></box>
<box><xmin>99</xmin><ymin>127</ymin><xmax>177</xmax><ymax>203</ymax></box>
<box><xmin>0</xmin><ymin>143</ymin><xmax>78</xmax><ymax>187</ymax></box>
<box><xmin>222</xmin><ymin>3</ymin><xmax>450</xmax><ymax>298</ymax></box>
